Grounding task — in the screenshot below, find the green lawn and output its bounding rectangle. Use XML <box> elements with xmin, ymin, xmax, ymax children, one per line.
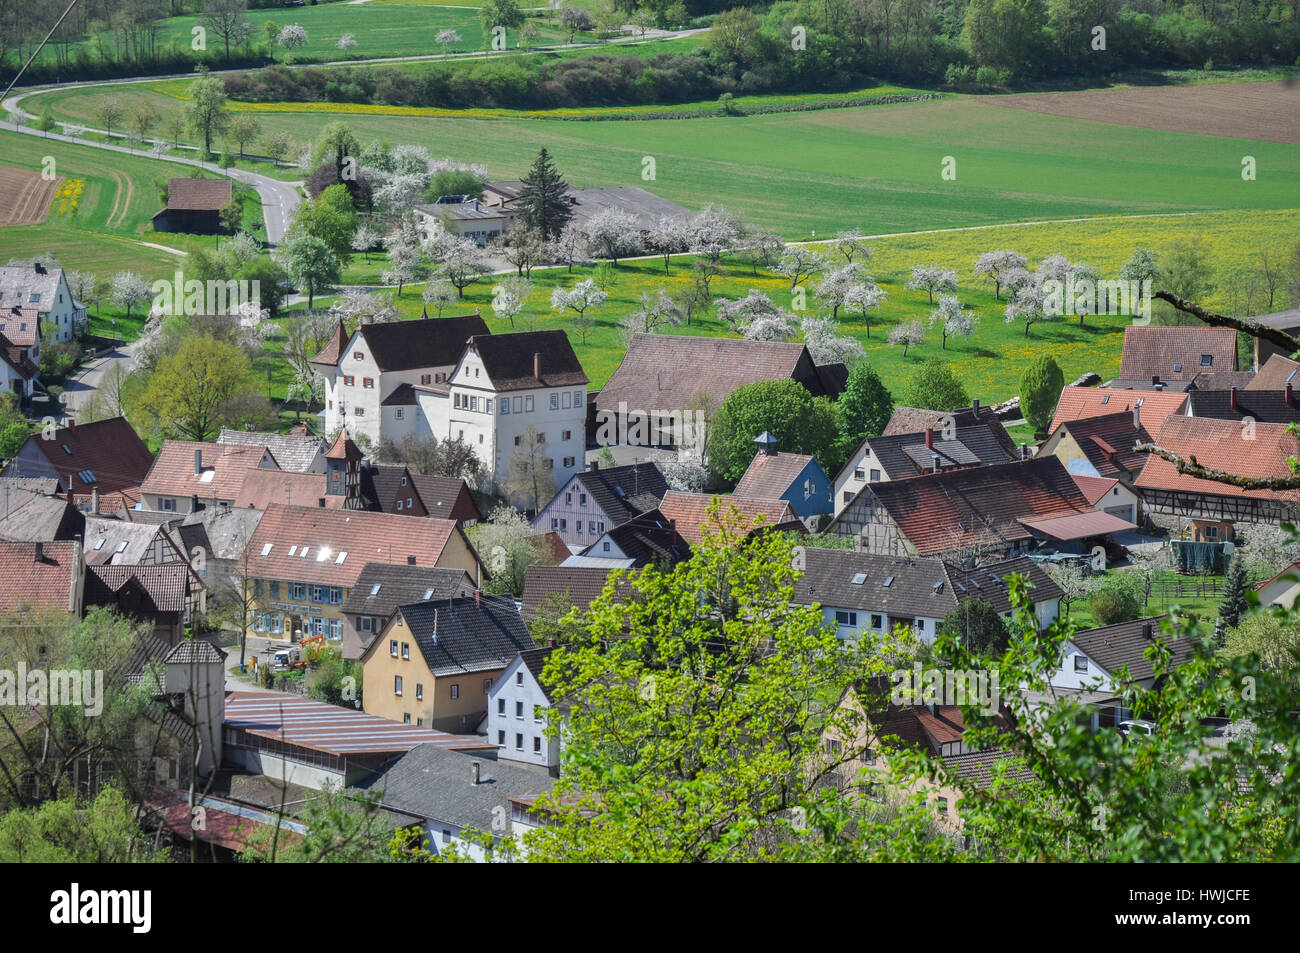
<box><xmin>29</xmin><ymin>87</ymin><xmax>1300</xmax><ymax>239</ymax></box>
<box><xmin>1065</xmin><ymin>570</ymin><xmax>1226</xmax><ymax>631</ymax></box>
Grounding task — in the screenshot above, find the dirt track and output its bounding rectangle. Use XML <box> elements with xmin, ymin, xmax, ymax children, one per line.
<box><xmin>0</xmin><ymin>164</ymin><xmax>58</xmax><ymax>225</ymax></box>
<box><xmin>993</xmin><ymin>80</ymin><xmax>1300</xmax><ymax>145</ymax></box>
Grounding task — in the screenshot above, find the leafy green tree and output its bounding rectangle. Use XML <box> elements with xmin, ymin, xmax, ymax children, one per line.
<box><xmin>311</xmin><ymin>121</ymin><xmax>361</xmax><ymax>182</ymax></box>
<box><xmin>426</xmin><ymin>168</ymin><xmax>484</xmax><ymax>203</ymax></box>
<box><xmin>184</xmin><ymin>65</ymin><xmax>229</xmax><ymax>156</ymax></box>
<box><xmin>282</xmin><ymin>232</ymin><xmax>341</xmax><ymax>308</ymax></box>
<box><xmin>135</xmin><ymin>334</ymin><xmax>261</xmax><ymax>441</ymax></box>
<box><xmin>521</xmin><ymin>503</ymin><xmax>917</xmax><ymax>862</ymax></box>
<box><xmin>833</xmin><ymin>362</ymin><xmax>894</xmax><ymax>460</ymax></box>
<box><xmin>516</xmin><ymin>147</ymin><xmax>573</xmax><ymax>241</ymax></box>
<box><xmin>239</xmin><ymin>256</ymin><xmax>288</xmax><ymax>315</ymax></box>
<box><xmin>964</xmin><ymin>0</ymin><xmax>1049</xmax><ymax>79</ymax></box>
<box><xmin>1222</xmin><ymin>612</ymin><xmax>1300</xmax><ymax>681</ymax></box>
<box><xmin>1088</xmin><ymin>572</ymin><xmax>1145</xmax><ymax>625</ymax></box>
<box><xmin>294</xmin><ymin>184</ymin><xmax>358</xmax><ymax>264</ymax></box>
<box><xmin>903</xmin><ymin>359</ymin><xmax>969</xmax><ymax>411</ymax></box>
<box><xmin>0</xmin><ymin>787</ymin><xmax>169</xmax><ymax>862</ymax></box>
<box><xmin>228</xmin><ymin>113</ymin><xmax>261</xmax><ymax>158</ymax></box>
<box><xmin>1019</xmin><ymin>354</ymin><xmax>1064</xmax><ymax>436</ymax></box>
<box><xmin>1156</xmin><ymin>238</ymin><xmax>1216</xmax><ymax>326</ymax></box>
<box><xmin>938</xmin><ymin>596</ymin><xmax>1011</xmax><ymax>654</ymax></box>
<box><xmin>0</xmin><ymin>392</ymin><xmax>30</xmax><ymax>458</ymax></box>
<box><xmin>708</xmin><ymin>379</ymin><xmax>840</xmax><ymax>484</ymax></box>
<box><xmin>480</xmin><ymin>0</ymin><xmax>525</xmax><ymax>39</ymax></box>
<box><xmin>241</xmin><ymin>785</ymin><xmax>429</xmax><ymax>863</ymax></box>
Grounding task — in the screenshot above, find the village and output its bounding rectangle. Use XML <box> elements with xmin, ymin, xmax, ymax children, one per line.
<box><xmin>3</xmin><ymin>228</ymin><xmax>1299</xmax><ymax>858</ymax></box>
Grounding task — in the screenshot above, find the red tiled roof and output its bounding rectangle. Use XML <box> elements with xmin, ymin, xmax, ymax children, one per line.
<box><xmin>734</xmin><ymin>451</ymin><xmax>817</xmax><ymax>501</ymax></box>
<box><xmin>165</xmin><ymin>177</ymin><xmax>232</xmax><ymax>211</ymax></box>
<box><xmin>857</xmin><ymin>457</ymin><xmax>1097</xmax><ymax>556</ymax></box>
<box><xmin>1134</xmin><ymin>414</ymin><xmax>1300</xmax><ymax>502</ymax></box>
<box><xmin>1119</xmin><ymin>326</ymin><xmax>1238</xmax><ymax>381</ymax></box>
<box><xmin>1051</xmin><ymin>411</ymin><xmax>1152</xmax><ymax>478</ymax></box>
<box><xmin>658</xmin><ymin>491</ymin><xmax>800</xmax><ymax>546</ymax></box>
<box><xmin>26</xmin><ymin>417</ymin><xmax>154</xmax><ymax>506</ymax></box>
<box><xmin>0</xmin><ymin>540</ymin><xmax>78</xmax><ymax>613</ymax></box>
<box><xmin>1049</xmin><ymin>386</ymin><xmax>1188</xmax><ymax>433</ymax></box>
<box><xmin>245</xmin><ymin>503</ymin><xmax>464</xmax><ymax>588</ymax></box>
<box><xmin>0</xmin><ymin>335</ymin><xmax>37</xmax><ymax>380</ymax></box>
<box><xmin>1019</xmin><ymin>510</ymin><xmax>1136</xmax><ymax>540</ymax></box>
<box><xmin>1246</xmin><ymin>354</ymin><xmax>1300</xmax><ymax>391</ymax></box>
<box><xmin>1071</xmin><ymin>474</ymin><xmax>1120</xmax><ymax>506</ymax></box>
<box><xmin>0</xmin><ymin>306</ymin><xmax>38</xmax><ymax>345</ymax></box>
<box><xmin>235</xmin><ymin>469</ymin><xmax>341</xmax><ymax>510</ymax></box>
<box><xmin>141</xmin><ymin>441</ymin><xmax>272</xmax><ymax>502</ymax></box>
<box><xmin>324</xmin><ymin>429</ymin><xmax>362</xmax><ymax>462</ymax></box>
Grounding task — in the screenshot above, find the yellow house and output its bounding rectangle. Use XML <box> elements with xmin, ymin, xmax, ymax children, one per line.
<box><xmin>360</xmin><ymin>593</ymin><xmax>536</xmax><ymax>733</ymax></box>
<box><xmin>243</xmin><ymin>502</ymin><xmax>485</xmax><ymax>647</ymax></box>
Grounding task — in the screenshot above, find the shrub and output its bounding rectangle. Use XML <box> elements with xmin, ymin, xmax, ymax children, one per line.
<box><xmin>1089</xmin><ymin>573</ymin><xmax>1146</xmax><ymax>626</ymax></box>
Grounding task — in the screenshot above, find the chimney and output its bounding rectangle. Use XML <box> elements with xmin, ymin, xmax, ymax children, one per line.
<box><xmin>407</xmin><ymin>555</ymin><xmax>416</xmax><ymax>565</ymax></box>
<box><xmin>931</xmin><ymin>453</ymin><xmax>940</xmax><ymax>473</ymax></box>
<box><xmin>1142</xmin><ymin>621</ymin><xmax>1153</xmax><ymax>640</ymax></box>
<box><xmin>475</xmin><ymin>588</ymin><xmax>482</xmax><ymax>608</ymax></box>
<box><xmin>1019</xmin><ymin>443</ymin><xmax>1027</xmax><ymax>460</ymax></box>
<box><xmin>590</xmin><ymin>459</ymin><xmax>599</xmax><ymax>472</ymax></box>
<box><xmin>1229</xmin><ymin>386</ymin><xmax>1239</xmax><ymax>413</ymax></box>
<box><xmin>546</xmin><ymin>637</ymin><xmax>556</xmax><ymax>648</ymax></box>
<box><xmin>1133</xmin><ymin>403</ymin><xmax>1141</xmax><ymax>430</ymax></box>
<box><xmin>318</xmin><ymin>497</ymin><xmax>326</xmax><ymax>508</ymax></box>
<box><xmin>471</xmin><ymin>760</ymin><xmax>481</xmax><ymax>785</ymax></box>
<box><xmin>1286</xmin><ymin>383</ymin><xmax>1293</xmax><ymax>407</ymax></box>
<box><xmin>1151</xmin><ymin>376</ymin><xmax>1160</xmax><ymax>386</ymax></box>
<box><xmin>34</xmin><ymin>541</ymin><xmax>43</xmax><ymax>562</ymax></box>
<box><xmin>971</xmin><ymin>398</ymin><xmax>980</xmax><ymax>415</ymax></box>
<box><xmin>924</xmin><ymin>429</ymin><xmax>934</xmax><ymax>450</ymax></box>
<box><xmin>533</xmin><ymin>352</ymin><xmax>542</xmax><ymax>380</ymax></box>
<box><xmin>194</xmin><ymin>449</ymin><xmax>203</xmax><ymax>475</ymax></box>
<box><xmin>191</xmin><ymin>493</ymin><xmax>201</xmax><ymax>513</ymax></box>
<box><xmin>90</xmin><ymin>487</ymin><xmax>99</xmax><ymax>513</ymax></box>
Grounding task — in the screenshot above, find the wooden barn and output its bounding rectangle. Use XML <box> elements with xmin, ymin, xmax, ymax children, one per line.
<box><xmin>152</xmin><ymin>178</ymin><xmax>232</xmax><ymax>234</ymax></box>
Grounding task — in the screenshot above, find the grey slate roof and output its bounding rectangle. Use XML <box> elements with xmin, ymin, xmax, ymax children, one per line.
<box><xmin>584</xmin><ymin>509</ymin><xmax>689</xmax><ymax>566</ymax></box>
<box><xmin>1186</xmin><ymin>388</ymin><xmax>1300</xmax><ymax>424</ymax></box>
<box><xmin>362</xmin><ymin>743</ymin><xmax>554</xmax><ymax>832</ymax></box>
<box><xmin>0</xmin><ymin>491</ymin><xmax>84</xmax><ymax>542</ymax></box>
<box><xmin>0</xmin><ymin>262</ymin><xmax>64</xmax><ymax>314</ymax></box>
<box><xmin>864</xmin><ymin>424</ymin><xmax>1014</xmax><ymax>480</ymax></box>
<box><xmin>176</xmin><ymin>506</ymin><xmax>264</xmax><ymax>561</ymax></box>
<box><xmin>793</xmin><ymin>548</ymin><xmax>1061</xmax><ymax>618</ymax></box>
<box><xmin>217</xmin><ymin>429</ymin><xmax>326</xmax><ymax>473</ymax></box>
<box><xmin>340</xmin><ymin>562</ymin><xmax>476</xmax><ymax>620</ymax></box>
<box><xmin>398</xmin><ymin>595</ymin><xmax>536</xmax><ymax>677</ymax></box>
<box><xmin>576</xmin><ymin>463</ymin><xmax>668</xmax><ymax>525</ymax></box>
<box><xmin>517</xmin><ymin>647</ymin><xmax>556</xmax><ymax>703</ymax></box>
<box><xmin>882</xmin><ymin>404</ymin><xmax>1021</xmax><ymax>458</ymax></box>
<box><xmin>1070</xmin><ymin>615</ymin><xmax>1194</xmax><ymax>682</ymax></box>
<box><xmin>163</xmin><ymin>640</ymin><xmax>227</xmax><ymax>664</ymax></box>
<box><xmin>83</xmin><ymin>517</ymin><xmax>164</xmax><ymax>566</ymax></box>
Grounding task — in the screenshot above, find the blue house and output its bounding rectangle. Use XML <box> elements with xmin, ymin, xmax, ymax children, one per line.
<box><xmin>732</xmin><ymin>432</ymin><xmax>833</xmax><ymax>526</ymax></box>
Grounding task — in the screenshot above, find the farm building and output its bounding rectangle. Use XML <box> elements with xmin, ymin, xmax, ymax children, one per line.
<box><xmin>152</xmin><ymin>178</ymin><xmax>232</xmax><ymax>234</ymax></box>
<box><xmin>481</xmin><ymin>181</ymin><xmax>691</xmax><ymax>229</ymax></box>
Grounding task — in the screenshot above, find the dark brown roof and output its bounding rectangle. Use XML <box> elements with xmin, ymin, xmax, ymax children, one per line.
<box><xmin>85</xmin><ymin>564</ymin><xmax>191</xmax><ymax>613</ymax></box>
<box><xmin>1119</xmin><ymin>326</ymin><xmax>1238</xmax><ymax>381</ymax></box>
<box><xmin>584</xmin><ymin>509</ymin><xmax>689</xmax><ymax>566</ymax></box>
<box><xmin>1070</xmin><ymin>616</ymin><xmax>1194</xmax><ymax>682</ymax></box>
<box><xmin>164</xmin><ymin>177</ymin><xmax>232</xmax><ymax>211</ymax></box>
<box><xmin>883</xmin><ymin>404</ymin><xmax>1019</xmax><ymax>458</ymax></box>
<box><xmin>520</xmin><ymin>565</ymin><xmax>629</xmax><ymax>620</ymax></box>
<box><xmin>468</xmin><ymin>330</ymin><xmax>588</xmax><ymax>391</ymax></box>
<box><xmin>22</xmin><ymin>417</ymin><xmax>152</xmax><ymax>508</ymax></box>
<box><xmin>0</xmin><ymin>540</ymin><xmax>79</xmax><ymax>613</ymax></box>
<box><xmin>574</xmin><ymin>462</ymin><xmax>668</xmax><ymax>525</ymax></box>
<box><xmin>1187</xmin><ymin>387</ymin><xmax>1300</xmax><ymax>424</ymax></box>
<box><xmin>846</xmin><ymin>457</ymin><xmax>1098</xmax><ymax>556</ymax></box>
<box><xmin>598</xmin><ymin>334</ymin><xmax>822</xmax><ymax>414</ymax></box>
<box><xmin>360</xmin><ymin>314</ymin><xmax>489</xmax><ymax>372</ymax></box>
<box><xmin>516</xmin><ymin>647</ymin><xmax>557</xmax><ymax>703</ymax></box>
<box><xmin>0</xmin><ymin>333</ymin><xmax>37</xmax><ymax>379</ymax></box>
<box><xmin>852</xmin><ymin>424</ymin><xmax>1014</xmax><ymax>483</ymax></box>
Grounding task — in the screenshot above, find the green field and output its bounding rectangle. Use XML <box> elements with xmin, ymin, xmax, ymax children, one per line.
<box><xmin>0</xmin><ymin>130</ymin><xmax>249</xmax><ymax>275</ymax></box>
<box><xmin>29</xmin><ymin>88</ymin><xmax>1300</xmax><ymax>238</ymax></box>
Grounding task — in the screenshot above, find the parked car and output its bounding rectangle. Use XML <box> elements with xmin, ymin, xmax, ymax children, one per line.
<box><xmin>1118</xmin><ymin>719</ymin><xmax>1156</xmax><ymax>738</ymax></box>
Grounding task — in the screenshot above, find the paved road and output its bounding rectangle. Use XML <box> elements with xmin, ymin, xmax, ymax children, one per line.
<box><xmin>60</xmin><ymin>337</ymin><xmax>142</xmax><ymax>415</ymax></box>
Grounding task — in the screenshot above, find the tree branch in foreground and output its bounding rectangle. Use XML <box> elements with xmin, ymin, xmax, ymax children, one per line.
<box><xmin>1134</xmin><ymin>442</ymin><xmax>1300</xmax><ymax>491</ymax></box>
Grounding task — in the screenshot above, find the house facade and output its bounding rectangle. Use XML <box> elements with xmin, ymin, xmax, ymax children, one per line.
<box><xmin>531</xmin><ymin>462</ymin><xmax>668</xmax><ymax>552</ymax></box>
<box><xmin>310</xmin><ymin>314</ymin><xmax>491</xmax><ymax>448</ymax></box>
<box><xmin>360</xmin><ymin>595</ymin><xmax>536</xmax><ymax>733</ymax></box>
<box><xmin>0</xmin><ymin>262</ymin><xmax>84</xmax><ymax>344</ymax></box>
<box><xmin>489</xmin><ymin>648</ymin><xmax>560</xmax><ymax>772</ymax></box>
<box><xmin>733</xmin><ymin>435</ymin><xmax>833</xmax><ymax>526</ymax></box>
<box><xmin>416</xmin><ymin>330</ymin><xmax>588</xmax><ymax>496</ymax></box>
<box><xmin>3</xmin><ymin>416</ymin><xmax>155</xmax><ymax>514</ymax></box>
